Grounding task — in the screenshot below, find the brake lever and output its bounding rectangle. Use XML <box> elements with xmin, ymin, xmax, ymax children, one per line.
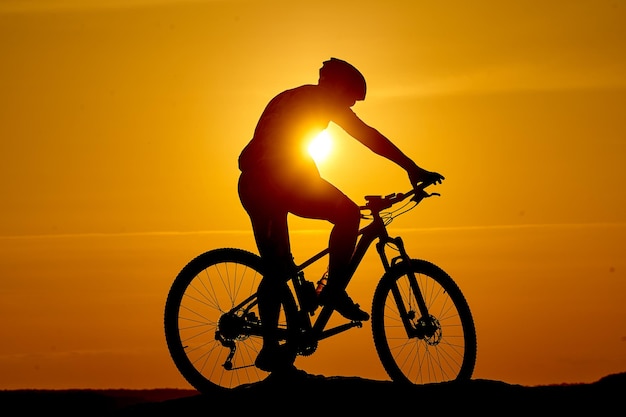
<box><xmin>410</xmin><ymin>190</ymin><xmax>441</xmax><ymax>203</ymax></box>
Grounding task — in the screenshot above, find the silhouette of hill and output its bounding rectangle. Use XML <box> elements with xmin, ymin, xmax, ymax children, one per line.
<box><xmin>0</xmin><ymin>388</ymin><xmax>196</xmax><ymax>416</ymax></box>
<box><xmin>2</xmin><ymin>372</ymin><xmax>624</xmax><ymax>416</ymax></box>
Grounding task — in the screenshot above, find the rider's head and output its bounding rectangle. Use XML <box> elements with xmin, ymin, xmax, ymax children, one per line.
<box><xmin>319</xmin><ymin>58</ymin><xmax>367</xmax><ymax>105</ymax></box>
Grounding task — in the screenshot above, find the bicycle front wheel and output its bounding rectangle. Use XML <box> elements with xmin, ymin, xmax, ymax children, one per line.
<box><xmin>371</xmin><ymin>259</ymin><xmax>477</xmax><ymax>385</ymax></box>
<box><xmin>164</xmin><ymin>248</ymin><xmax>294</xmax><ymax>392</ymax></box>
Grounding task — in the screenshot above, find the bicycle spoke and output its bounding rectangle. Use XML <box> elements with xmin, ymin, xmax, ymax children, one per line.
<box><xmin>165</xmin><ymin>248</ymin><xmax>299</xmax><ymax>391</ymax></box>
<box><xmin>372</xmin><ymin>259</ymin><xmax>476</xmax><ymax>385</ymax></box>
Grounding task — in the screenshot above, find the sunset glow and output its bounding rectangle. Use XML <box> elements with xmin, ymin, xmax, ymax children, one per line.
<box><xmin>1</xmin><ymin>0</ymin><xmax>625</xmax><ymax>391</ymax></box>
<box><xmin>308</xmin><ymin>130</ymin><xmax>333</xmax><ymax>164</ymax></box>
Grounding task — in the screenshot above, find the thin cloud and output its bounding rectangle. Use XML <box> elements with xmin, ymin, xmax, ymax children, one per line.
<box><xmin>2</xmin><ymin>222</ymin><xmax>625</xmax><ymax>240</ymax></box>
<box><xmin>377</xmin><ymin>61</ymin><xmax>626</xmax><ymax>99</ymax></box>
<box><xmin>0</xmin><ymin>0</ymin><xmax>214</xmax><ymax>14</ymax></box>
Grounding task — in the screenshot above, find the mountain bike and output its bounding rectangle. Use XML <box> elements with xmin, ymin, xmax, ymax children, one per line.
<box><xmin>164</xmin><ymin>181</ymin><xmax>477</xmax><ymax>392</ymax></box>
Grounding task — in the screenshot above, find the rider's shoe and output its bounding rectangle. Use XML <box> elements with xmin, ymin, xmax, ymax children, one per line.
<box><xmin>255</xmin><ymin>344</ymin><xmax>296</xmax><ymax>373</ymax></box>
<box><xmin>318</xmin><ymin>289</ymin><xmax>370</xmax><ymax>322</ymax></box>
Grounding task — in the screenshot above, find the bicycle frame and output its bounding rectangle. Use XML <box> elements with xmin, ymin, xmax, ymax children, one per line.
<box><xmin>291</xmin><ymin>188</ymin><xmax>434</xmax><ymax>344</ymax></box>
<box><xmin>225</xmin><ymin>186</ymin><xmax>437</xmax><ymax>352</ymax></box>
<box><xmin>166</xmin><ymin>181</ymin><xmax>478</xmax><ymax>389</ymax></box>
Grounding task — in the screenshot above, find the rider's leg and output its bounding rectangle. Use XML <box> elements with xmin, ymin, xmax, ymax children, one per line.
<box><xmin>238</xmin><ymin>172</ymin><xmax>297</xmax><ymax>371</ymax></box>
<box><xmin>249</xmin><ymin>215</ymin><xmax>298</xmax><ymax>371</ymax></box>
<box><xmin>320</xmin><ymin>200</ymin><xmax>369</xmax><ymax>321</ymax></box>
<box><xmin>288</xmin><ymin>179</ymin><xmax>369</xmax><ymax>321</ymax></box>
<box><xmin>325</xmin><ymin>199</ymin><xmax>360</xmax><ymax>290</ymax></box>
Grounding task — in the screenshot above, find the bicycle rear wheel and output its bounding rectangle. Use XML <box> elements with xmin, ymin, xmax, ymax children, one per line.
<box><xmin>371</xmin><ymin>259</ymin><xmax>476</xmax><ymax>385</ymax></box>
<box><xmin>164</xmin><ymin>248</ymin><xmax>296</xmax><ymax>392</ymax></box>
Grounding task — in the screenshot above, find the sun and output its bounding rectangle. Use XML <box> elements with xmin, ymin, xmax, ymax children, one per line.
<box><xmin>308</xmin><ymin>130</ymin><xmax>333</xmax><ymax>163</ymax></box>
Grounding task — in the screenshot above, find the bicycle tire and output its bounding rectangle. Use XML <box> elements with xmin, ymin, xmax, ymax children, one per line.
<box><xmin>164</xmin><ymin>248</ymin><xmax>298</xmax><ymax>392</ymax></box>
<box><xmin>371</xmin><ymin>259</ymin><xmax>477</xmax><ymax>385</ymax></box>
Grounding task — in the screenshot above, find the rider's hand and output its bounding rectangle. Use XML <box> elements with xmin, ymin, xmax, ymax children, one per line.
<box><xmin>407</xmin><ymin>163</ymin><xmax>444</xmax><ymax>187</ymax></box>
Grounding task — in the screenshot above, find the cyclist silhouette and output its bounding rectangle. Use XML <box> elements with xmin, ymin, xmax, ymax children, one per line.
<box><xmin>238</xmin><ymin>58</ymin><xmax>444</xmax><ymax>372</ymax></box>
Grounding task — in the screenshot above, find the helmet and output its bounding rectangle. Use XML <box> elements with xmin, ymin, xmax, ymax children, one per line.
<box><xmin>319</xmin><ymin>58</ymin><xmax>367</xmax><ymax>101</ymax></box>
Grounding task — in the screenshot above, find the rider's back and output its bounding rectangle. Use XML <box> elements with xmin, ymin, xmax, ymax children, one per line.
<box><xmin>238</xmin><ymin>84</ymin><xmax>344</xmax><ymax>177</ymax></box>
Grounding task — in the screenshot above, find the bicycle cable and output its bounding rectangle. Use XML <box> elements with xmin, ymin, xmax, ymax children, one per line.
<box><xmin>382</xmin><ymin>199</ymin><xmax>418</xmax><ymax>226</ymax></box>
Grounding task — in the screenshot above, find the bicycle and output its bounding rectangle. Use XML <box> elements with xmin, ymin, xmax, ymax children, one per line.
<box><xmin>164</xmin><ymin>181</ymin><xmax>477</xmax><ymax>392</ymax></box>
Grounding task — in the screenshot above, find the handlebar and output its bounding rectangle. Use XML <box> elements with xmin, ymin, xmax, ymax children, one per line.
<box><xmin>360</xmin><ymin>181</ymin><xmax>440</xmax><ymax>214</ymax></box>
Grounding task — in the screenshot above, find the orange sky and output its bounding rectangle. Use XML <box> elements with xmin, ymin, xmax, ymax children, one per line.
<box><xmin>1</xmin><ymin>0</ymin><xmax>625</xmax><ymax>389</ymax></box>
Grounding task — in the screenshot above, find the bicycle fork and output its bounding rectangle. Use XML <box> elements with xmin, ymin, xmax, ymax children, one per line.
<box><xmin>377</xmin><ymin>236</ymin><xmax>434</xmax><ymax>339</ymax></box>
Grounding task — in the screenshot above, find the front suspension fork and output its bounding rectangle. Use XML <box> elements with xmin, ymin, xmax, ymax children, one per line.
<box><xmin>377</xmin><ymin>236</ymin><xmax>430</xmax><ymax>338</ymax></box>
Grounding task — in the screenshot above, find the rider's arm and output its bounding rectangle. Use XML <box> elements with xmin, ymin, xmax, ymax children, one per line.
<box><xmin>333</xmin><ymin>108</ymin><xmax>442</xmax><ymax>185</ymax></box>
